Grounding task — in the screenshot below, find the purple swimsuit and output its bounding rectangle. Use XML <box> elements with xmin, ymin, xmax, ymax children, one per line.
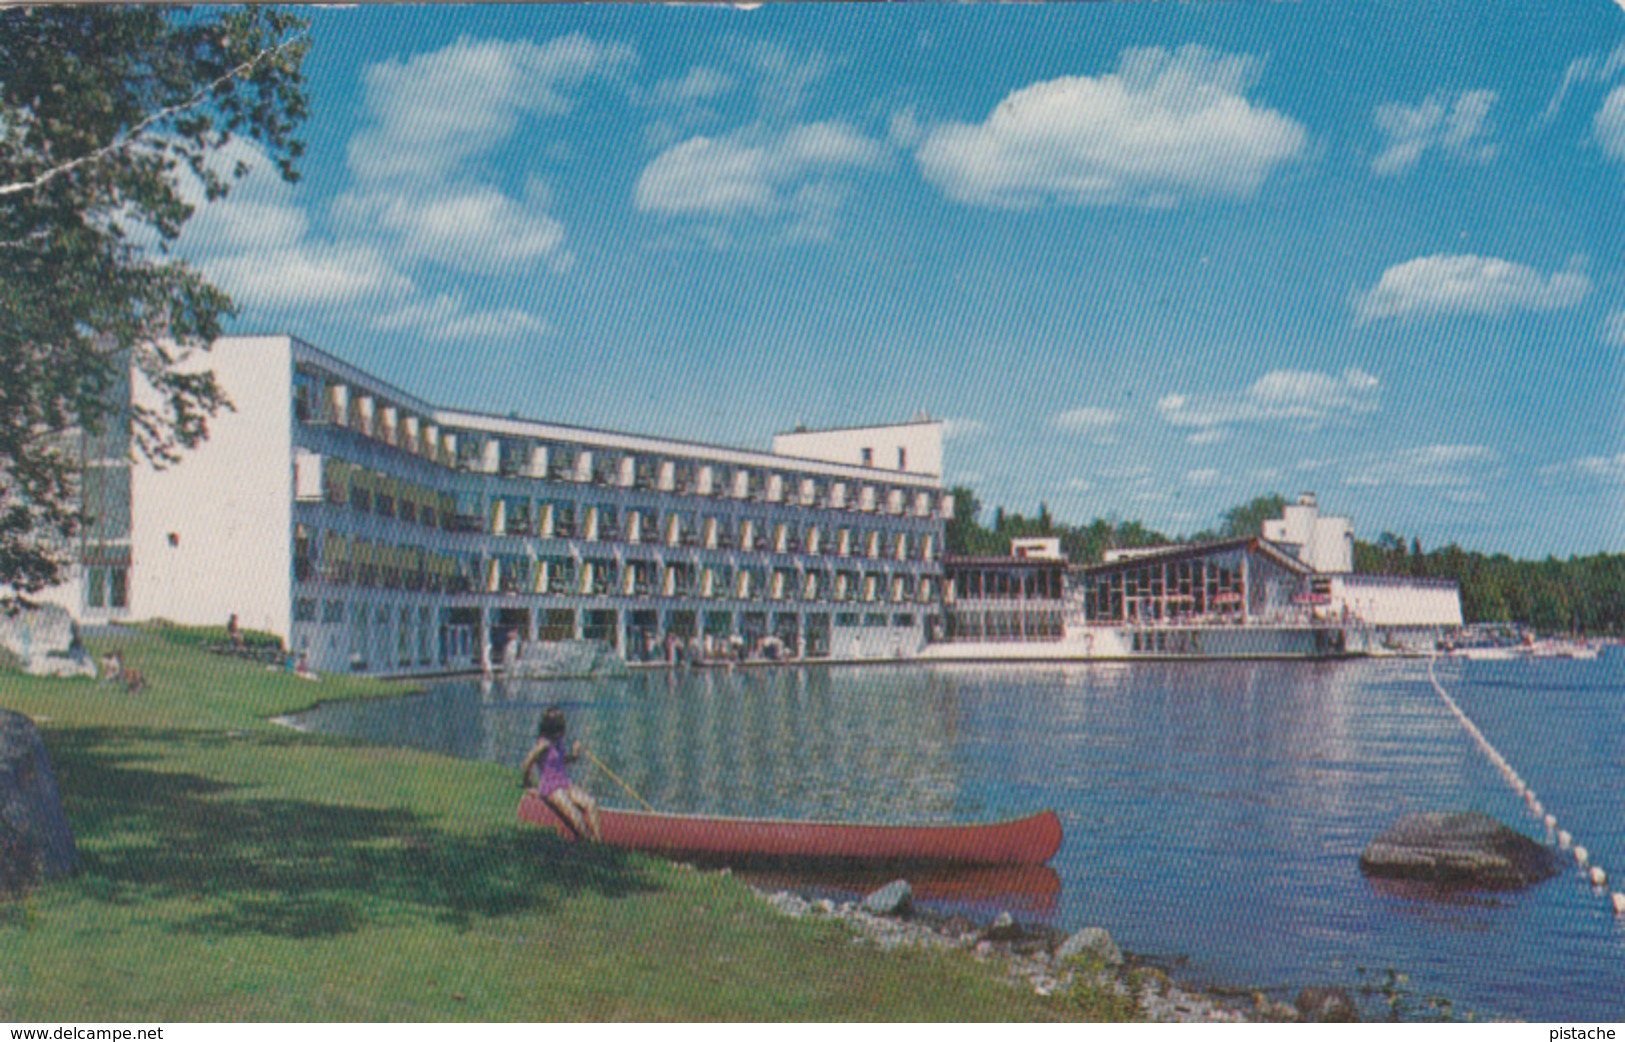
<box><xmin>531</xmin><ymin>740</ymin><xmax>572</xmax><ymax>797</ymax></box>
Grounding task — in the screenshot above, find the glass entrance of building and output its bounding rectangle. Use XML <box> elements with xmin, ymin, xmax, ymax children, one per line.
<box><xmin>625</xmin><ymin>609</ymin><xmax>660</xmax><ymax>662</ymax></box>
<box><xmin>804</xmin><ymin>613</ymin><xmax>830</xmax><ymax>658</ymax></box>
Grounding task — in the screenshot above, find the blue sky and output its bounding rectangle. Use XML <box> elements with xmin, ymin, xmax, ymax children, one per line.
<box><xmin>179</xmin><ymin>2</ymin><xmax>1625</xmax><ymax>557</ymax></box>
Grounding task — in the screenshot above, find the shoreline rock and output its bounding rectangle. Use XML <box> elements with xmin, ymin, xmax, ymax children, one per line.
<box><xmin>752</xmin><ymin>881</ymin><xmax>1271</xmax><ymax>1022</ymax></box>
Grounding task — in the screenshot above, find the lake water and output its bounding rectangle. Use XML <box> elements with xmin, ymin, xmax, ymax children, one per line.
<box><xmin>291</xmin><ymin>654</ymin><xmax>1625</xmax><ymax>1021</ymax></box>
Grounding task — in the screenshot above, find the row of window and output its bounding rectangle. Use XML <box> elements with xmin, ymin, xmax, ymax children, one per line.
<box><xmin>943</xmin><ymin>568</ymin><xmax>1064</xmax><ymax>602</ymax></box>
<box><xmin>1081</xmin><ymin>559</ymin><xmax>1249</xmax><ymax>623</ymax></box>
<box><xmin>301</xmin><ymin>493</ymin><xmax>940</xmax><ymax>562</ymax></box>
<box><xmin>293</xmin><ymin>597</ymin><xmax>919</xmax><ymax>634</ymax></box>
<box><xmin>295</xmin><ymin>532</ymin><xmax>940</xmax><ymax>605</ymax></box>
<box><xmin>296</xmin><ymin>375</ymin><xmax>948</xmax><ymax>519</ymax></box>
<box><xmin>942</xmin><ymin>608</ymin><xmax>1065</xmax><ymax>642</ymax></box>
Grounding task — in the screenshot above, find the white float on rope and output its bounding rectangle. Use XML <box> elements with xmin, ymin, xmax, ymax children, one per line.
<box><xmin>1426</xmin><ymin>656</ymin><xmax>1618</xmax><ymax>914</ymax></box>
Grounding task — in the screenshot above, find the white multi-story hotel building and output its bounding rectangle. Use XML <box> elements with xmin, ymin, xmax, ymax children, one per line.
<box><xmin>43</xmin><ymin>335</ymin><xmax>953</xmax><ymax>674</ymax></box>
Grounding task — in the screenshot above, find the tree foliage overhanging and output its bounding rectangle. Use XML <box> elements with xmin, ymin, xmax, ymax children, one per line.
<box><xmin>945</xmin><ymin>488</ymin><xmax>1625</xmax><ymax>635</ymax></box>
<box><xmin>0</xmin><ymin>6</ymin><xmax>308</xmax><ymax>595</ymax></box>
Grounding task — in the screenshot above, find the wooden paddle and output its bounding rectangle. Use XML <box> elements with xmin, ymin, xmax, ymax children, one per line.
<box><xmin>580</xmin><ymin>747</ymin><xmax>656</xmax><ymax>813</ymax></box>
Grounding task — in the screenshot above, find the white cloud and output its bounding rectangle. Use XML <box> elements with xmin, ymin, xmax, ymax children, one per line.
<box><xmin>171</xmin><ymin>138</ymin><xmax>307</xmax><ymax>253</ymax></box>
<box><xmin>739</xmin><ymin>40</ymin><xmax>830</xmax><ymax>117</ymax></box>
<box><xmin>635</xmin><ymin>122</ymin><xmax>885</xmax><ymax>235</ymax></box>
<box><xmin>914</xmin><ymin>45</ymin><xmax>1307</xmax><ymax>209</ymax></box>
<box><xmin>1603</xmin><ymin>310</ymin><xmax>1625</xmax><ymax>345</ymax></box>
<box><xmin>1187</xmin><ymin>427</ymin><xmax>1230</xmax><ymax>445</ymax></box>
<box><xmin>210</xmin><ymin>243</ymin><xmax>413</xmax><ymax>309</ymax></box>
<box><xmin>1595</xmin><ymin>84</ymin><xmax>1625</xmax><ymax>161</ymax></box>
<box><xmin>1544</xmin><ymin>42</ymin><xmax>1625</xmax><ymax>124</ymax></box>
<box><xmin>338</xmin><ymin>36</ymin><xmax>627</xmax><ymax>277</ymax></box>
<box><xmin>942</xmin><ymin>418</ymin><xmax>990</xmax><ymax>440</ymax></box>
<box><xmin>1185</xmin><ymin>469</ymin><xmax>1224</xmax><ymax>486</ymax></box>
<box><xmin>1371</xmin><ymin>89</ymin><xmax>1497</xmax><ymax>176</ymax></box>
<box><xmin>1353</xmin><ymin>254</ymin><xmax>1590</xmax><ymax>323</ymax></box>
<box><xmin>340</xmin><ymin>182</ymin><xmax>571</xmax><ymax>274</ymax></box>
<box><xmin>889</xmin><ymin>107</ymin><xmax>925</xmax><ymax>149</ymax></box>
<box><xmin>180</xmin><ymin>36</ymin><xmax>629</xmax><ymax>314</ymax></box>
<box><xmin>1345</xmin><ymin>444</ymin><xmax>1500</xmax><ymax>488</ymax></box>
<box><xmin>372</xmin><ymin>292</ymin><xmax>550</xmax><ymax>341</ymax></box>
<box><xmin>1052</xmin><ymin>406</ymin><xmax>1121</xmax><ymax>434</ymax></box>
<box><xmin>348</xmin><ymin>34</ymin><xmax>636</xmax><ymax>183</ymax></box>
<box><xmin>1540</xmin><ymin>453</ymin><xmax>1625</xmax><ymax>483</ymax></box>
<box><xmin>653</xmin><ymin>66</ymin><xmax>735</xmax><ymax>106</ymax></box>
<box><xmin>1159</xmin><ymin>368</ymin><xmax>1380</xmax><ymax>429</ymax></box>
<box><xmin>174</xmin><ymin>139</ymin><xmax>413</xmax><ymax>309</ymax></box>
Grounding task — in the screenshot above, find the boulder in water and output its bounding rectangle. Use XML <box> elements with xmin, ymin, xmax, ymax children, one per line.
<box><xmin>0</xmin><ymin>709</ymin><xmax>78</xmax><ymax>893</ymax></box>
<box><xmin>1359</xmin><ymin>811</ymin><xmax>1558</xmax><ymax>889</ymax></box>
<box><xmin>0</xmin><ymin>604</ymin><xmax>95</xmax><ymax>678</ymax></box>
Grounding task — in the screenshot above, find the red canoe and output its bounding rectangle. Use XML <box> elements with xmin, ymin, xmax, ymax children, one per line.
<box><xmin>518</xmin><ymin>794</ymin><xmax>1062</xmax><ymax>867</ymax></box>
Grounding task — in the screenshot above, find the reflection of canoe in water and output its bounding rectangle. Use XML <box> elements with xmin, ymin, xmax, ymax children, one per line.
<box><xmin>519</xmin><ymin>794</ymin><xmax>1063</xmax><ymax>867</ymax></box>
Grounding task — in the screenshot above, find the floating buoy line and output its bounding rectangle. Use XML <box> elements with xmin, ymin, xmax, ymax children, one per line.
<box><xmin>1425</xmin><ymin>655</ymin><xmax>1625</xmax><ymax>917</ymax></box>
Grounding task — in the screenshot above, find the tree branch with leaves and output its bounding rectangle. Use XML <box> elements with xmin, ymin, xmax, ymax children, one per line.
<box><xmin>0</xmin><ymin>6</ymin><xmax>308</xmax><ymax>597</ymax></box>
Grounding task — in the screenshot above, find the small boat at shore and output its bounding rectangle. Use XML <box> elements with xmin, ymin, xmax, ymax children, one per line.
<box><xmin>518</xmin><ymin>794</ymin><xmax>1063</xmax><ymax>867</ymax></box>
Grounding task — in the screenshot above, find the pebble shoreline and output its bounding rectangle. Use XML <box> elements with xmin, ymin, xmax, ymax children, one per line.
<box><xmin>745</xmin><ymin>880</ymin><xmax>1306</xmax><ymax>1023</ymax></box>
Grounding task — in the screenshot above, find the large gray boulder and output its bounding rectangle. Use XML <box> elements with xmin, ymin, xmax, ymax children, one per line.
<box><xmin>1360</xmin><ymin>811</ymin><xmax>1558</xmax><ymax>889</ymax></box>
<box><xmin>1056</xmin><ymin>925</ymin><xmax>1124</xmax><ymax>966</ymax></box>
<box><xmin>861</xmin><ymin>879</ymin><xmax>912</xmax><ymax>917</ymax></box>
<box><xmin>0</xmin><ymin>710</ymin><xmax>78</xmax><ymax>892</ymax></box>
<box><xmin>0</xmin><ymin>604</ymin><xmax>95</xmax><ymax>678</ymax></box>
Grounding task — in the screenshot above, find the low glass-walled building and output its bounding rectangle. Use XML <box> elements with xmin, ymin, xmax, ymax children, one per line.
<box><xmin>940</xmin><ymin>554</ymin><xmax>1067</xmax><ymax>643</ymax></box>
<box><xmin>1078</xmin><ymin>539</ymin><xmax>1314</xmax><ymax>627</ymax></box>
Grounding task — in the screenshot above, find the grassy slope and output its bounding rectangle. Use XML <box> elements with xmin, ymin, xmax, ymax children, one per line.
<box><xmin>0</xmin><ymin>626</ymin><xmax>1100</xmax><ymax>1022</ymax></box>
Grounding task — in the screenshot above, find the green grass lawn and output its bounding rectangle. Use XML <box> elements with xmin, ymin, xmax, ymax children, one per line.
<box><xmin>0</xmin><ymin>625</ymin><xmax>1112</xmax><ymax>1021</ymax></box>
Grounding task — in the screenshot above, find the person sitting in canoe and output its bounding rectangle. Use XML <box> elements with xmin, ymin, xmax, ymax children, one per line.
<box><xmin>521</xmin><ymin>706</ymin><xmax>602</xmax><ymax>841</ymax></box>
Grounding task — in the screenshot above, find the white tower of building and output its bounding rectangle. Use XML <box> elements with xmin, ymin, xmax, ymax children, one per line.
<box><xmin>1262</xmin><ymin>492</ymin><xmax>1354</xmax><ymax>574</ymax></box>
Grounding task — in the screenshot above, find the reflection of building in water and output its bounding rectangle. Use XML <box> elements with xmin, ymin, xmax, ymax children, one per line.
<box><xmin>563</xmin><ymin>669</ymin><xmax>968</xmax><ymax>821</ymax></box>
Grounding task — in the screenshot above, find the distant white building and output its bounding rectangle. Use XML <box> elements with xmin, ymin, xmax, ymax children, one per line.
<box><xmin>1010</xmin><ymin>538</ymin><xmax>1063</xmax><ymax>560</ymax></box>
<box><xmin>1264</xmin><ymin>493</ymin><xmax>1462</xmax><ymax>640</ymax></box>
<box><xmin>1262</xmin><ymin>492</ymin><xmax>1354</xmax><ymax>574</ymax></box>
<box><xmin>773</xmin><ymin>419</ymin><xmax>945</xmax><ymax>481</ymax></box>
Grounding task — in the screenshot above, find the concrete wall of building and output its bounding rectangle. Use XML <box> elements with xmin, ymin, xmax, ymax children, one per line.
<box><xmin>1262</xmin><ymin>495</ymin><xmax>1353</xmax><ymax>573</ymax></box>
<box><xmin>772</xmin><ymin>421</ymin><xmax>944</xmax><ymax>478</ymax></box>
<box><xmin>130</xmin><ymin>336</ymin><xmax>294</xmax><ymax>638</ymax></box>
<box><xmin>1331</xmin><ymin>576</ymin><xmax>1462</xmax><ymax>627</ymax></box>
